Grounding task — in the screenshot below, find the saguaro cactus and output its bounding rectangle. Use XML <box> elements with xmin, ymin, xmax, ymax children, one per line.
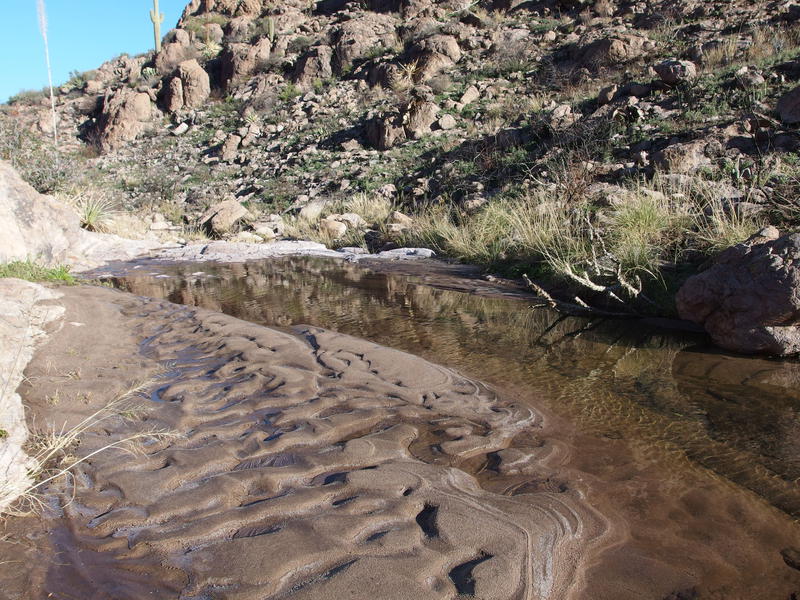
<box><xmin>266</xmin><ymin>17</ymin><xmax>275</xmax><ymax>43</ymax></box>
<box><xmin>150</xmin><ymin>0</ymin><xmax>164</xmax><ymax>53</ymax></box>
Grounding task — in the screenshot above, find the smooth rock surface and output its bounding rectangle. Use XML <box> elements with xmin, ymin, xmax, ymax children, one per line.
<box><xmin>0</xmin><ymin>280</ymin><xmax>64</xmax><ymax>512</ymax></box>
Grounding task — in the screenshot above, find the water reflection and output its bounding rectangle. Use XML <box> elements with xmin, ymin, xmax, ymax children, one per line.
<box><xmin>106</xmin><ymin>256</ymin><xmax>800</xmax><ymax>518</ymax></box>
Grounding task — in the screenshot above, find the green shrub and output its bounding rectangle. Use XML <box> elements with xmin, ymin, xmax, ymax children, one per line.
<box><xmin>0</xmin><ymin>260</ymin><xmax>75</xmax><ymax>284</ymax></box>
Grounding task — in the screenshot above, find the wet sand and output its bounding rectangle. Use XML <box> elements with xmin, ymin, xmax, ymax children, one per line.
<box><xmin>1</xmin><ymin>285</ymin><xmax>799</xmax><ymax>599</ymax></box>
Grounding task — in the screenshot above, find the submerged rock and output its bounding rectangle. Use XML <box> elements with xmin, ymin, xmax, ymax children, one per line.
<box><xmin>677</xmin><ymin>227</ymin><xmax>800</xmax><ymax>356</ymax></box>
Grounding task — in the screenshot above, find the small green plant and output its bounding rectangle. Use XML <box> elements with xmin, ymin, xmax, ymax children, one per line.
<box><xmin>0</xmin><ymin>429</ymin><xmax>8</xmax><ymax>439</ymax></box>
<box><xmin>279</xmin><ymin>83</ymin><xmax>302</xmax><ymax>102</ymax></box>
<box><xmin>200</xmin><ymin>40</ymin><xmax>223</xmax><ymax>59</ymax></box>
<box><xmin>0</xmin><ymin>260</ymin><xmax>75</xmax><ymax>284</ymax></box>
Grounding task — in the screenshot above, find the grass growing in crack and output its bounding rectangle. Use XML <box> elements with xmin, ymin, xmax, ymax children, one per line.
<box><xmin>0</xmin><ymin>261</ymin><xmax>75</xmax><ymax>284</ymax></box>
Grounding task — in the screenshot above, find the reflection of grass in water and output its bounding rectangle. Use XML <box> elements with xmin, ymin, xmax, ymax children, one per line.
<box><xmin>118</xmin><ymin>258</ymin><xmax>800</xmax><ymax>518</ymax></box>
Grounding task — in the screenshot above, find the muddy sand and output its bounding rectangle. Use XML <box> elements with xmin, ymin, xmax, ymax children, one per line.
<box><xmin>1</xmin><ymin>285</ymin><xmax>799</xmax><ymax>599</ymax></box>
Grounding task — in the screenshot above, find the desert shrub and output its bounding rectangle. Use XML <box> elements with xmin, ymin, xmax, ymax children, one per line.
<box><xmin>7</xmin><ymin>89</ymin><xmax>48</xmax><ymax>105</ymax></box>
<box><xmin>0</xmin><ymin>118</ymin><xmax>78</xmax><ymax>193</ymax></box>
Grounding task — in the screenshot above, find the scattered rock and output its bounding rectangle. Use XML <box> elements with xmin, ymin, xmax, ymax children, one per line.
<box><xmin>438</xmin><ymin>114</ymin><xmax>457</xmax><ymax>130</ymax></box>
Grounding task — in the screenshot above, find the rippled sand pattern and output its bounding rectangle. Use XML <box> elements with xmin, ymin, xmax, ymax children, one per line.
<box><xmin>51</xmin><ymin>297</ymin><xmax>607</xmax><ymax>599</ymax></box>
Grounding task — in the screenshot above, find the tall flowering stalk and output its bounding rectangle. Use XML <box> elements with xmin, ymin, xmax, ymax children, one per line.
<box><xmin>36</xmin><ymin>0</ymin><xmax>58</xmax><ymax>149</ymax></box>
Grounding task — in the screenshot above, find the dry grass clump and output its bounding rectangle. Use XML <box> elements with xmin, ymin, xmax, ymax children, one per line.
<box><xmin>694</xmin><ymin>197</ymin><xmax>764</xmax><ymax>252</ymax></box>
<box><xmin>1</xmin><ymin>381</ymin><xmax>175</xmax><ymax>516</ymax></box>
<box><xmin>342</xmin><ymin>193</ymin><xmax>394</xmax><ymax>226</ymax></box>
<box><xmin>284</xmin><ymin>214</ymin><xmax>367</xmax><ymax>249</ymax></box>
<box><xmin>403</xmin><ymin>174</ymin><xmax>764</xmax><ymax>312</ymax></box>
<box><xmin>702</xmin><ymin>37</ymin><xmax>740</xmax><ymax>70</ymax></box>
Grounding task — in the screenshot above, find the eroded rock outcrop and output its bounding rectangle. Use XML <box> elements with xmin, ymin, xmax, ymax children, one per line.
<box><xmin>165</xmin><ymin>59</ymin><xmax>211</xmax><ymax>112</ymax></box>
<box><xmin>677</xmin><ymin>227</ymin><xmax>800</xmax><ymax>355</ymax></box>
<box><xmin>0</xmin><ymin>162</ymin><xmax>157</xmax><ymax>269</ymax></box>
<box><xmin>97</xmin><ymin>88</ymin><xmax>155</xmax><ymax>152</ymax></box>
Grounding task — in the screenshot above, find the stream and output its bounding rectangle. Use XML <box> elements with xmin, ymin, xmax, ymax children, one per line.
<box><xmin>91</xmin><ymin>255</ymin><xmax>800</xmax><ymax>598</ymax></box>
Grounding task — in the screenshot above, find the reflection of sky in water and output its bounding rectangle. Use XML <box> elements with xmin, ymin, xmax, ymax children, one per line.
<box><xmin>107</xmin><ymin>256</ymin><xmax>800</xmax><ymax>518</ymax></box>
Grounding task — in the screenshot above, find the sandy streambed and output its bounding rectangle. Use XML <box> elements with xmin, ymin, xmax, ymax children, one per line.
<box><xmin>2</xmin><ymin>282</ymin><xmax>800</xmax><ymax>599</ymax></box>
<box><xmin>0</xmin><ymin>285</ymin><xmax>617</xmax><ymax>600</ymax></box>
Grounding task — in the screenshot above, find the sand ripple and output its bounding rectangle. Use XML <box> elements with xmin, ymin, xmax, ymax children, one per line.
<box><xmin>47</xmin><ymin>297</ymin><xmax>608</xmax><ymax>599</ymax></box>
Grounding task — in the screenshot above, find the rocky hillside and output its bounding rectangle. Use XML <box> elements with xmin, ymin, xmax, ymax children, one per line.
<box><xmin>2</xmin><ymin>0</ymin><xmax>800</xmax><ymax>316</ymax></box>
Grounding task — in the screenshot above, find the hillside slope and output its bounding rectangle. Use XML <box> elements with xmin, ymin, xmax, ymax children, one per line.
<box><xmin>2</xmin><ymin>0</ymin><xmax>800</xmax><ymax>319</ymax></box>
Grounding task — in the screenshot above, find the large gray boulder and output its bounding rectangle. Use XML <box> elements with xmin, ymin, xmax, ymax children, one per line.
<box><xmin>176</xmin><ymin>59</ymin><xmax>211</xmax><ymax>109</ymax></box>
<box><xmin>0</xmin><ymin>161</ymin><xmax>157</xmax><ymax>269</ymax></box>
<box><xmin>676</xmin><ymin>227</ymin><xmax>800</xmax><ymax>355</ymax></box>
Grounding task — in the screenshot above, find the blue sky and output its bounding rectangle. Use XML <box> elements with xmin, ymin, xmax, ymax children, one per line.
<box><xmin>2</xmin><ymin>0</ymin><xmax>188</xmax><ymax>103</ymax></box>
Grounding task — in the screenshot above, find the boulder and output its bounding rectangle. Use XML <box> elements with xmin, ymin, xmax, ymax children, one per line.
<box><xmin>598</xmin><ymin>85</ymin><xmax>618</xmax><ymax>104</ymax></box>
<box><xmin>366</xmin><ymin>113</ymin><xmax>406</xmax><ymax>150</ymax></box>
<box><xmin>412</xmin><ymin>51</ymin><xmax>456</xmax><ymax>83</ymax></box>
<box><xmin>176</xmin><ymin>59</ymin><xmax>211</xmax><ymax>108</ymax></box>
<box><xmin>404</xmin><ymin>99</ymin><xmax>439</xmax><ymax>139</ymax></box>
<box><xmin>181</xmin><ymin>0</ymin><xmax>263</xmax><ymax>18</ymax></box>
<box><xmin>220</xmin><ymin>38</ymin><xmax>271</xmax><ymax>90</ymax></box>
<box><xmin>292</xmin><ymin>45</ymin><xmax>334</xmax><ymax>90</ymax></box>
<box><xmin>220</xmin><ymin>134</ymin><xmax>242</xmax><ymax>162</ymax></box>
<box><xmin>654</xmin><ymin>59</ymin><xmax>698</xmax><ymax>85</ymax></box>
<box><xmin>165</xmin><ymin>77</ymin><xmax>185</xmax><ymax>112</ymax></box>
<box><xmin>415</xmin><ymin>35</ymin><xmax>462</xmax><ymax>63</ymax></box>
<box><xmin>253</xmin><ymin>214</ymin><xmax>284</xmax><ymax>239</ymax></box>
<box><xmin>320</xmin><ymin>217</ymin><xmax>348</xmax><ymax>239</ymax></box>
<box><xmin>331</xmin><ymin>14</ymin><xmax>398</xmax><ymax>75</ymax></box>
<box><xmin>578</xmin><ymin>34</ymin><xmax>649</xmax><ymax>67</ymax></box>
<box><xmin>777</xmin><ymin>85</ymin><xmax>800</xmax><ymax>124</ymax></box>
<box><xmin>0</xmin><ymin>162</ymin><xmax>156</xmax><ymax>268</ymax></box>
<box><xmin>652</xmin><ymin>140</ymin><xmax>709</xmax><ymax>173</ymax></box>
<box><xmin>676</xmin><ymin>227</ymin><xmax>800</xmax><ymax>356</ymax></box>
<box><xmin>97</xmin><ymin>88</ymin><xmax>154</xmax><ymax>152</ymax></box>
<box><xmin>459</xmin><ymin>85</ymin><xmax>479</xmax><ymax>106</ymax></box>
<box><xmin>438</xmin><ymin>114</ymin><xmax>457</xmax><ymax>130</ymax></box>
<box><xmin>199</xmin><ymin>199</ymin><xmax>254</xmax><ymax>235</ymax></box>
<box><xmin>155</xmin><ymin>38</ymin><xmax>196</xmax><ymax>75</ymax></box>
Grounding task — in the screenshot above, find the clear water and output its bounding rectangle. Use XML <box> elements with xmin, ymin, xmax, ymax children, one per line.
<box><xmin>105</xmin><ymin>256</ymin><xmax>800</xmax><ymax>519</ymax></box>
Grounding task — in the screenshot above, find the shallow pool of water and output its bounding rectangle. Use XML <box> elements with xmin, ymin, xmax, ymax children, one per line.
<box><xmin>102</xmin><ymin>256</ymin><xmax>800</xmax><ymax>522</ymax></box>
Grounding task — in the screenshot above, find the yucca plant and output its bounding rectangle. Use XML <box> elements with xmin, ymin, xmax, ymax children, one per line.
<box><xmin>74</xmin><ymin>192</ymin><xmax>117</xmax><ymax>232</ymax></box>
